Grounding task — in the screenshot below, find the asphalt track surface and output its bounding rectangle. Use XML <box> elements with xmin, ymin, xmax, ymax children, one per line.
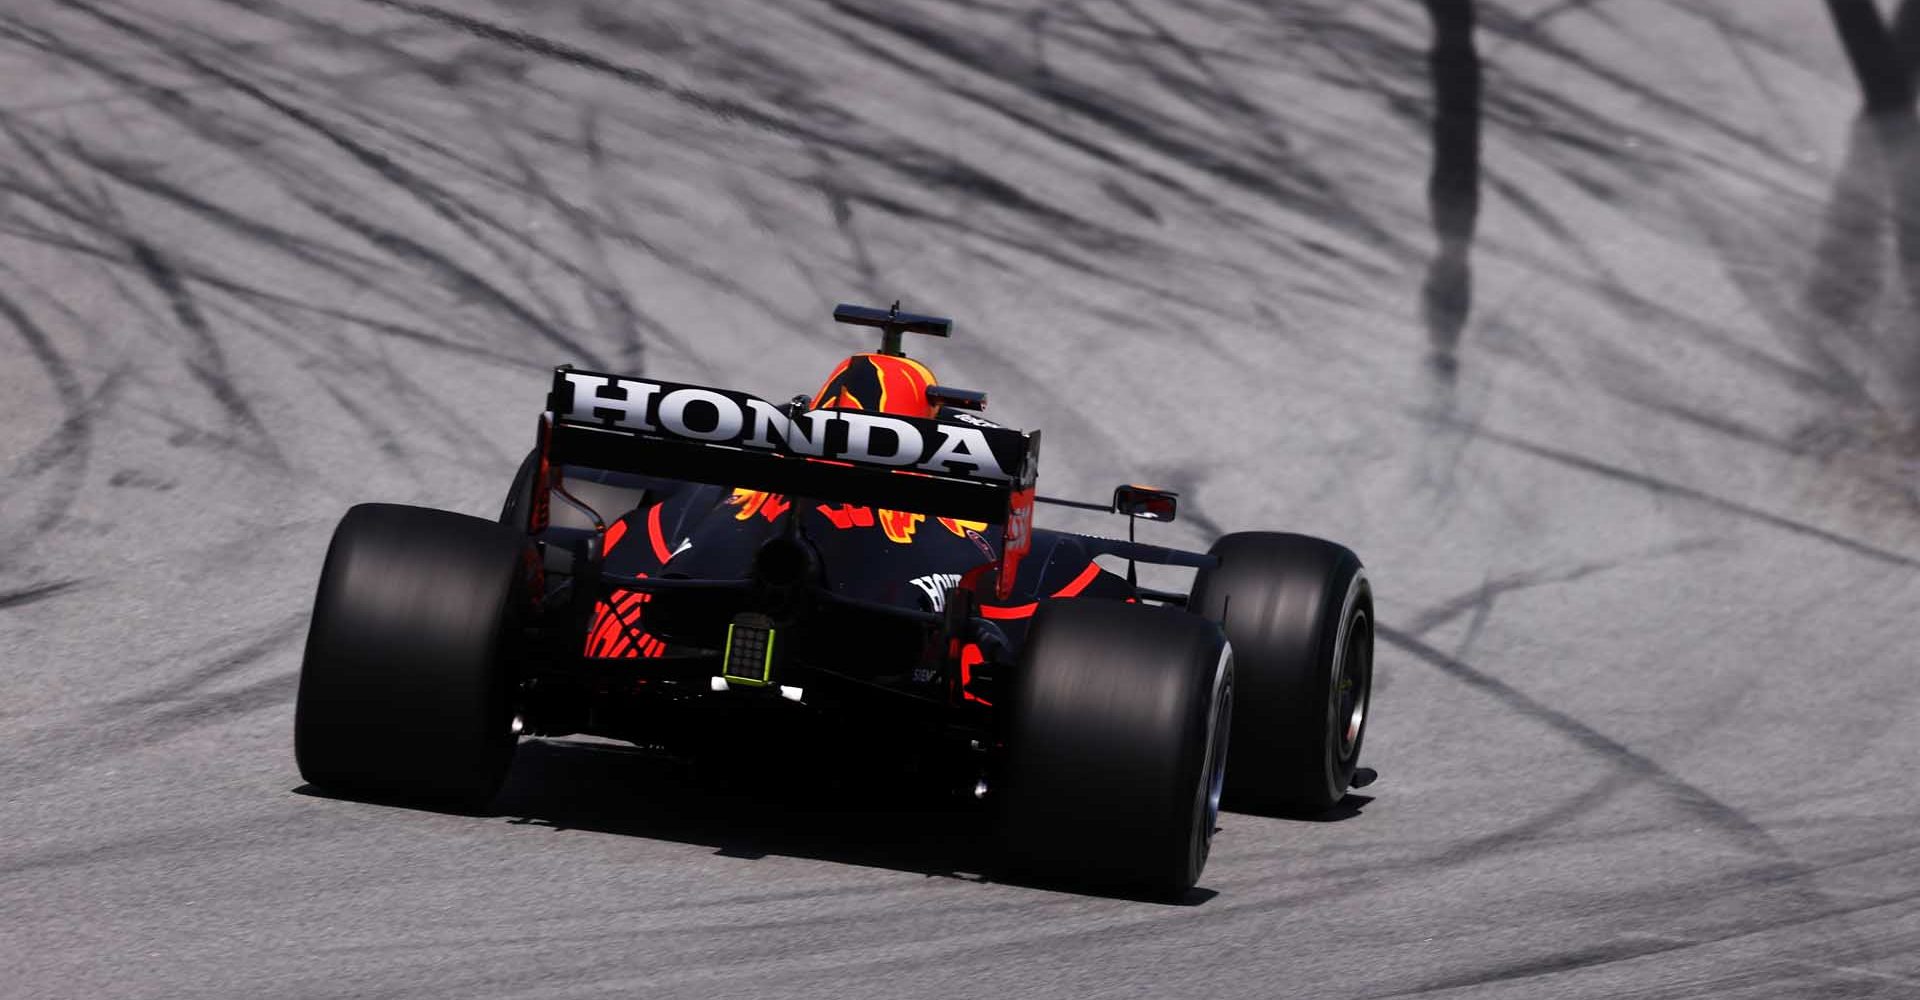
<box><xmin>4</xmin><ymin>1</ymin><xmax>1920</xmax><ymax>997</ymax></box>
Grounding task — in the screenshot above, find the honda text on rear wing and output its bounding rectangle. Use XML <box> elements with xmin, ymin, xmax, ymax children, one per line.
<box><xmin>538</xmin><ymin>366</ymin><xmax>1040</xmax><ymax>596</ymax></box>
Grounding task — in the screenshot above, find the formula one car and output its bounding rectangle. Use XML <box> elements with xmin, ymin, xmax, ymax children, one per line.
<box><xmin>294</xmin><ymin>303</ymin><xmax>1374</xmax><ymax>894</ymax></box>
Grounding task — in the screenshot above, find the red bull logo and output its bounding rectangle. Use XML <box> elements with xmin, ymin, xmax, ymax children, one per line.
<box><xmin>817</xmin><ymin>503</ymin><xmax>875</xmax><ymax>530</ymax></box>
<box><xmin>728</xmin><ymin>489</ymin><xmax>790</xmax><ymax>523</ymax></box>
<box><xmin>738</xmin><ymin>496</ymin><xmax>989</xmax><ymax>548</ymax></box>
<box><xmin>937</xmin><ymin>516</ymin><xmax>989</xmax><ymax>538</ymax></box>
<box><xmin>817</xmin><ymin>503</ymin><xmax>958</xmax><ymax>546</ymax></box>
<box><xmin>877</xmin><ymin>509</ymin><xmax>924</xmax><ymax>544</ymax></box>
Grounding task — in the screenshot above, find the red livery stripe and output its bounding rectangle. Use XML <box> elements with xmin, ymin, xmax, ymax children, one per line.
<box><xmin>980</xmin><ymin>562</ymin><xmax>1104</xmax><ymax>620</ymax></box>
<box><xmin>647</xmin><ymin>503</ymin><xmax>673</xmax><ymax>565</ymax></box>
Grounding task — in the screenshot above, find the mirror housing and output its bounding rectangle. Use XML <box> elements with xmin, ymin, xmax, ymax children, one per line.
<box><xmin>927</xmin><ymin>385</ymin><xmax>987</xmax><ymax>411</ymax></box>
<box><xmin>1112</xmin><ymin>484</ymin><xmax>1177</xmax><ymax>522</ymax></box>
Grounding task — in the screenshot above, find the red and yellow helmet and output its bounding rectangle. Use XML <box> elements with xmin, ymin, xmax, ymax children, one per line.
<box><xmin>811</xmin><ymin>353</ymin><xmax>938</xmax><ymax>419</ymax></box>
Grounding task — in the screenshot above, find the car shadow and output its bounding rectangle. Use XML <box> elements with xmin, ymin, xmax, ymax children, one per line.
<box><xmin>492</xmin><ymin>738</ymin><xmax>994</xmax><ymax>878</ymax></box>
<box><xmin>1301</xmin><ymin>793</ymin><xmax>1375</xmax><ymax>823</ymax></box>
<box><xmin>1225</xmin><ymin>791</ymin><xmax>1374</xmax><ymax>824</ymax></box>
<box><xmin>299</xmin><ymin>738</ymin><xmax>1222</xmax><ymax>906</ymax></box>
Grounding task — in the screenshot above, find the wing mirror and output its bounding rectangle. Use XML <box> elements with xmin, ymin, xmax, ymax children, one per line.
<box><xmin>1112</xmin><ymin>484</ymin><xmax>1177</xmax><ymax>522</ymax></box>
<box><xmin>927</xmin><ymin>385</ymin><xmax>987</xmax><ymax>411</ymax></box>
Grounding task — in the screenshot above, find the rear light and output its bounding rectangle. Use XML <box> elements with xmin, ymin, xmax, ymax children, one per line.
<box><xmin>721</xmin><ymin>612</ymin><xmax>778</xmax><ymax>687</ymax></box>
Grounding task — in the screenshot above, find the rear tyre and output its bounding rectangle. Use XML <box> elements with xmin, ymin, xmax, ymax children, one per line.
<box><xmin>997</xmin><ymin>600</ymin><xmax>1233</xmax><ymax>896</ymax></box>
<box><xmin>1192</xmin><ymin>532</ymin><xmax>1373</xmax><ymax>815</ymax></box>
<box><xmin>499</xmin><ymin>448</ymin><xmax>537</xmax><ymax>526</ymax></box>
<box><xmin>295</xmin><ymin>503</ymin><xmax>526</xmax><ymax>810</ymax></box>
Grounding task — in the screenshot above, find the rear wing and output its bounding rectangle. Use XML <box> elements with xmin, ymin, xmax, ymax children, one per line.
<box><xmin>540</xmin><ymin>369</ymin><xmax>1038</xmax><ymax>585</ymax></box>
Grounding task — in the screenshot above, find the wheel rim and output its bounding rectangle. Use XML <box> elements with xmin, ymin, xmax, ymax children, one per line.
<box><xmin>1206</xmin><ymin>681</ymin><xmax>1232</xmax><ymax>836</ymax></box>
<box><xmin>1194</xmin><ymin>658</ymin><xmax>1233</xmax><ymax>872</ymax></box>
<box><xmin>1333</xmin><ymin>610</ymin><xmax>1371</xmax><ymax>762</ymax></box>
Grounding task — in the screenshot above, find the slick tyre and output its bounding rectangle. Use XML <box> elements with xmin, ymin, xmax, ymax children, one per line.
<box><xmin>499</xmin><ymin>448</ymin><xmax>537</xmax><ymax>526</ymax></box>
<box><xmin>1192</xmin><ymin>532</ymin><xmax>1373</xmax><ymax>815</ymax></box>
<box><xmin>295</xmin><ymin>503</ymin><xmax>526</xmax><ymax>810</ymax></box>
<box><xmin>998</xmin><ymin>600</ymin><xmax>1233</xmax><ymax>896</ymax></box>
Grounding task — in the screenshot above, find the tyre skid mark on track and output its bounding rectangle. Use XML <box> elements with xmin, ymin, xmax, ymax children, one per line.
<box><xmin>416</xmin><ymin>0</ymin><xmax>1121</xmax><ymax>245</ymax></box>
<box><xmin>1681</xmin><ymin>114</ymin><xmax>1920</xmax><ymax>468</ymax></box>
<box><xmin>1419</xmin><ymin>415</ymin><xmax>1920</xmax><ymax>569</ymax></box>
<box><xmin>1366</xmin><ymin>887</ymin><xmax>1920</xmax><ymax>998</ymax></box>
<box><xmin>45</xmin><ymin>0</ymin><xmax>1282</xmax><ymax>397</ymax></box>
<box><xmin>446</xmin><ymin>857</ymin><xmax>1920</xmax><ymax>1000</ymax></box>
<box><xmin>490</xmin><ymin>122</ymin><xmax>659</xmax><ymax>370</ymax></box>
<box><xmin>0</xmin><ymin>611</ymin><xmax>308</xmax><ymax>796</ymax></box>
<box><xmin>107</xmin><ymin>610</ymin><xmax>308</xmax><ymax>712</ymax></box>
<box><xmin>363</xmin><ymin>0</ymin><xmax>1238</xmax><ymax>301</ymax></box>
<box><xmin>1399</xmin><ymin>560</ymin><xmax>1617</xmax><ymax>637</ymax></box>
<box><xmin>1</xmin><ymin>113</ymin><xmax>379</xmax><ymax>280</ymax></box>
<box><xmin>197</xmin><ymin>273</ymin><xmax>528</xmax><ymax>367</ymax></box>
<box><xmin>298</xmin><ymin>193</ymin><xmax>609</xmax><ymax>369</ymax></box>
<box><xmin>807</xmin><ymin>146</ymin><xmax>884</xmax><ymax>302</ymax></box>
<box><xmin>0</xmin><ymin>811</ymin><xmax>327</xmax><ymax>879</ymax></box>
<box><xmin>0</xmin><ymin>105</ymin><xmax>509</xmax><ymax>384</ymax></box>
<box><xmin>1223</xmin><ymin>837</ymin><xmax>1920</xmax><ymax>995</ymax></box>
<box><xmin>0</xmin><ymin>276</ymin><xmax>134</xmax><ymax>548</ymax></box>
<box><xmin>0</xmin><ymin>578</ymin><xmax>84</xmax><ymax>611</ymax></box>
<box><xmin>799</xmin><ymin>0</ymin><xmax>1413</xmax><ymax>267</ymax></box>
<box><xmin>2</xmin><ymin>671</ymin><xmax>301</xmax><ymax>797</ymax></box>
<box><xmin>0</xmin><ymin>111</ymin><xmax>267</xmax><ymax>466</ymax></box>
<box><xmin>134</xmin><ymin>671</ymin><xmax>298</xmax><ymax>735</ymax></box>
<box><xmin>53</xmin><ymin>0</ymin><xmax>614</xmax><ymax>372</ymax></box>
<box><xmin>316</xmin><ymin>379</ymin><xmax>412</xmax><ymax>463</ymax></box>
<box><xmin>1379</xmin><ymin>624</ymin><xmax>1788</xmax><ymax>863</ymax></box>
<box><xmin>0</xmin><ymin>1</ymin><xmax>1913</xmax><ymax>995</ymax></box>
<box><xmin>127</xmin><ymin>239</ymin><xmax>288</xmax><ymax>468</ymax></box>
<box><xmin>1395</xmin><ymin>540</ymin><xmax>1725</xmax><ymax>670</ymax></box>
<box><xmin>162</xmin><ymin>13</ymin><xmax>626</xmax><ymax>306</ymax></box>
<box><xmin>1408</xmin><ymin>80</ymin><xmax>1881</xmax><ymax>487</ymax></box>
<box><xmin>357</xmin><ymin>0</ymin><xmax>807</xmax><ymax>140</ymax></box>
<box><xmin>1372</xmin><ymin>622</ymin><xmax>1901</xmax><ymax>991</ymax></box>
<box><xmin>1113</xmin><ymin>0</ymin><xmax>1393</xmax><ymax>240</ymax></box>
<box><xmin>3</xmin><ymin>6</ymin><xmax>626</xmax><ymax>421</ymax></box>
<box><xmin>500</xmin><ymin>733</ymin><xmax>1912</xmax><ymax>994</ymax></box>
<box><xmin>1377</xmin><ymin>937</ymin><xmax>1699</xmax><ymax>998</ymax></box>
<box><xmin>1221</xmin><ymin>824</ymin><xmax>1920</xmax><ymax>921</ymax></box>
<box><xmin>0</xmin><ymin>288</ymin><xmax>108</xmax><ymax>538</ymax></box>
<box><xmin>1411</xmin><ymin>9</ymin><xmax>1793</xmax><ymax>217</ymax></box>
<box><xmin>1477</xmin><ymin>2</ymin><xmax>1812</xmax><ymax>176</ymax></box>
